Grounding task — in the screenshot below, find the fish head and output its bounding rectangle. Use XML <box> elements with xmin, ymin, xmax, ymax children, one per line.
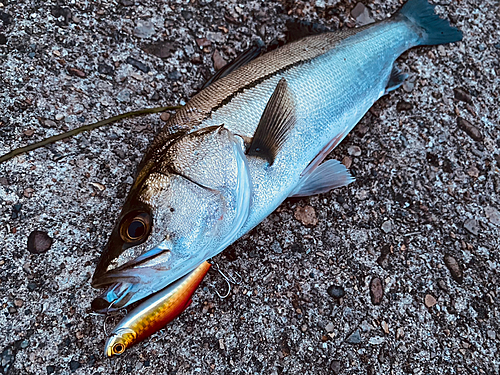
<box><xmin>91</xmin><ymin>126</ymin><xmax>251</xmax><ymax>311</ymax></box>
<box><xmin>105</xmin><ymin>327</ymin><xmax>137</xmax><ymax>357</ymax></box>
<box><xmin>91</xmin><ymin>166</ymin><xmax>226</xmax><ymax>308</ymax></box>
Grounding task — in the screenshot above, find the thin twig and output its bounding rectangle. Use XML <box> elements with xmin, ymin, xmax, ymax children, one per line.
<box><xmin>0</xmin><ymin>105</ymin><xmax>181</xmax><ymax>164</ymax></box>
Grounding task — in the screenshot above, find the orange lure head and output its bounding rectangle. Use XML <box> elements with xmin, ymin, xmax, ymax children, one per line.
<box><xmin>105</xmin><ymin>327</ymin><xmax>137</xmax><ymax>357</ymax></box>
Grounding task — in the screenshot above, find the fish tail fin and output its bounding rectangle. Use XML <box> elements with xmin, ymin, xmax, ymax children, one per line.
<box><xmin>397</xmin><ymin>0</ymin><xmax>462</xmax><ymax>46</ymax></box>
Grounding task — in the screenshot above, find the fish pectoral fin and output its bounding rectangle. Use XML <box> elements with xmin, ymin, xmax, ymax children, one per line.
<box><xmin>385</xmin><ymin>64</ymin><xmax>409</xmax><ymax>94</ymax></box>
<box><xmin>290</xmin><ymin>159</ymin><xmax>355</xmax><ymax>197</ymax></box>
<box><xmin>247</xmin><ymin>78</ymin><xmax>296</xmax><ymax>165</ymax></box>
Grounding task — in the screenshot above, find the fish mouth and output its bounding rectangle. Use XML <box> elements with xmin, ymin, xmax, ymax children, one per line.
<box><xmin>92</xmin><ymin>245</ymin><xmax>173</xmax><ymax>288</ymax></box>
<box><xmin>91</xmin><ymin>245</ymin><xmax>206</xmax><ymax>311</ymax></box>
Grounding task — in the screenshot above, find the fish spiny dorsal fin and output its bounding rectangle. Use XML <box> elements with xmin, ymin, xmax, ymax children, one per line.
<box><xmin>202</xmin><ymin>40</ymin><xmax>266</xmax><ymax>90</ymax></box>
<box><xmin>285</xmin><ymin>19</ymin><xmax>332</xmax><ymax>43</ymax></box>
<box><xmin>247</xmin><ymin>78</ymin><xmax>296</xmax><ymax>165</ymax></box>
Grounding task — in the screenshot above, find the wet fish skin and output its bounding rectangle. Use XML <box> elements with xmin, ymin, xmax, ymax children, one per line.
<box><xmin>92</xmin><ymin>0</ymin><xmax>462</xmax><ymax>310</ymax></box>
<box><xmin>105</xmin><ymin>261</ymin><xmax>211</xmax><ymax>357</ymax></box>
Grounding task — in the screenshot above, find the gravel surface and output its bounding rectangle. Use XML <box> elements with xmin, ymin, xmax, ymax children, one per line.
<box><xmin>1</xmin><ymin>0</ymin><xmax>499</xmax><ymax>374</ymax></box>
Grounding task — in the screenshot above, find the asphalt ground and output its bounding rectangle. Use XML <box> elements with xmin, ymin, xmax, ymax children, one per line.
<box><xmin>0</xmin><ymin>0</ymin><xmax>499</xmax><ymax>374</ymax></box>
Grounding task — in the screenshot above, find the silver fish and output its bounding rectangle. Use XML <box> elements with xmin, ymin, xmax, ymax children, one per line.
<box><xmin>91</xmin><ymin>0</ymin><xmax>462</xmax><ymax>311</ymax></box>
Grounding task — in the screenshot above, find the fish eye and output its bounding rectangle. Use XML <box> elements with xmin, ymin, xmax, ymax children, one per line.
<box><xmin>120</xmin><ymin>211</ymin><xmax>151</xmax><ymax>244</ymax></box>
<box><xmin>113</xmin><ymin>343</ymin><xmax>125</xmax><ymax>354</ymax></box>
<box><xmin>128</xmin><ymin>219</ymin><xmax>145</xmax><ymax>239</ymax></box>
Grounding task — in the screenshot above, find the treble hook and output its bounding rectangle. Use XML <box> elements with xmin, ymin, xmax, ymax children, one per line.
<box><xmin>211</xmin><ymin>262</ymin><xmax>243</xmax><ymax>299</ymax></box>
<box><xmin>102</xmin><ymin>299</ymin><xmax>127</xmax><ymax>336</ymax></box>
<box><xmin>215</xmin><ymin>266</ymin><xmax>232</xmax><ymax>299</ymax></box>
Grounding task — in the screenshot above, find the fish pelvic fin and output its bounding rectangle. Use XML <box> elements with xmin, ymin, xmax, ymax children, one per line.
<box><xmin>290</xmin><ymin>159</ymin><xmax>354</xmax><ymax>197</ymax></box>
<box><xmin>247</xmin><ymin>78</ymin><xmax>296</xmax><ymax>165</ymax></box>
<box><xmin>397</xmin><ymin>0</ymin><xmax>462</xmax><ymax>46</ymax></box>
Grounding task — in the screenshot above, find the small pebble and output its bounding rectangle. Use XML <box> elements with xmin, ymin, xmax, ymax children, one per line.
<box><xmin>27</xmin><ymin>230</ymin><xmax>53</xmax><ymax>254</ymax></box>
<box><xmin>351</xmin><ymin>3</ymin><xmax>374</xmax><ymax>26</ymax></box>
<box><xmin>55</xmin><ymin>113</ymin><xmax>65</xmax><ymax>121</ymax></box>
<box><xmin>126</xmin><ymin>56</ymin><xmax>150</xmax><ymax>73</ymax></box>
<box><xmin>14</xmin><ymin>299</ymin><xmax>23</xmax><ymax>307</ymax></box>
<box><xmin>97</xmin><ymin>63</ymin><xmax>114</xmax><ymax>75</ymax></box>
<box><xmin>467</xmin><ymin>166</ymin><xmax>479</xmax><ymax>178</ymax></box>
<box><xmin>69</xmin><ymin>360</ymin><xmax>80</xmax><ymax>372</ymax></box>
<box><xmin>368</xmin><ymin>336</ymin><xmax>385</xmax><ymax>345</ymax></box>
<box><xmin>457</xmin><ymin>117</ymin><xmax>483</xmax><ymax>141</ymax></box>
<box><xmin>117</xmin><ymin>89</ymin><xmax>132</xmax><ymax>103</ymax></box>
<box><xmin>346</xmin><ymin>329</ymin><xmax>361</xmax><ymax>344</ymax></box>
<box><xmin>396</xmin><ymin>101</ymin><xmax>413</xmax><ymax>111</ymax></box>
<box><xmin>381</xmin><ymin>321</ymin><xmax>389</xmax><ymax>334</ymax></box>
<box><xmin>437</xmin><ymin>279</ymin><xmax>449</xmax><ymax>291</ymax></box>
<box><xmin>342</xmin><ymin>156</ymin><xmax>352</xmax><ymax>168</ymax></box>
<box><xmin>484</xmin><ymin>207</ymin><xmax>500</xmax><ymax>227</ymax></box>
<box><xmin>133</xmin><ymin>20</ymin><xmax>155</xmax><ymax>38</ymax></box>
<box><xmin>347</xmin><ymin>145</ymin><xmax>361</xmax><ymax>156</ymax></box>
<box><xmin>381</xmin><ymin>220</ymin><xmax>392</xmax><ymax>233</ymax></box>
<box><xmin>160</xmin><ymin>112</ymin><xmax>171</xmax><ymax>122</ymax></box>
<box><xmin>463</xmin><ymin>218</ymin><xmax>479</xmax><ymax>236</ymax></box>
<box><xmin>424</xmin><ymin>294</ymin><xmax>437</xmax><ymax>308</ymax></box>
<box><xmin>181</xmin><ymin>10</ymin><xmax>193</xmax><ymax>20</ymax></box>
<box><xmin>294</xmin><ymin>205</ymin><xmax>318</xmax><ymax>226</ymax></box>
<box><xmin>44</xmin><ymin>119</ymin><xmax>57</xmax><ymax>127</ymax></box>
<box><xmin>403</xmin><ymin>81</ymin><xmax>414</xmax><ymax>92</ymax></box>
<box><xmin>487</xmin><ymin>330</ymin><xmax>496</xmax><ymax>340</ymax></box>
<box><xmin>67</xmin><ymin>67</ymin><xmax>86</xmax><ymax>78</ymax></box>
<box><xmin>330</xmin><ymin>360</ymin><xmax>341</xmax><ymax>374</ymax></box>
<box><xmin>196</xmin><ymin>38</ymin><xmax>211</xmax><ymax>48</ymax></box>
<box><xmin>149</xmin><ymin>91</ymin><xmax>160</xmax><ymax>101</ymax></box>
<box><xmin>453</xmin><ymin>87</ymin><xmax>473</xmax><ymax>104</ymax></box>
<box><xmin>212</xmin><ymin>50</ymin><xmax>227</xmax><ymax>71</ymax></box>
<box><xmin>443</xmin><ymin>254</ymin><xmax>463</xmax><ymax>283</ymax></box>
<box><xmin>327</xmin><ymin>285</ymin><xmax>345</xmax><ymax>299</ymax></box>
<box><xmin>168</xmin><ymin>70</ymin><xmax>182</xmax><ymax>81</ymax></box>
<box><xmin>369</xmin><ymin>277</ymin><xmax>384</xmax><ymax>305</ymax></box>
<box><xmin>325</xmin><ymin>322</ymin><xmax>335</xmax><ymax>333</ymax></box>
<box><xmin>143</xmin><ymin>41</ymin><xmax>174</xmax><ymax>59</ymax></box>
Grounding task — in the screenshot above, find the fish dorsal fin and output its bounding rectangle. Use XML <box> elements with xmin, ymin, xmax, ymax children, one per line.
<box><xmin>285</xmin><ymin>19</ymin><xmax>332</xmax><ymax>43</ymax></box>
<box><xmin>247</xmin><ymin>78</ymin><xmax>296</xmax><ymax>165</ymax></box>
<box><xmin>202</xmin><ymin>40</ymin><xmax>266</xmax><ymax>89</ymax></box>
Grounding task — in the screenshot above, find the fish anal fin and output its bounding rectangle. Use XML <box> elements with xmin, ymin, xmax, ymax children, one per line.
<box><xmin>300</xmin><ymin>128</ymin><xmax>349</xmax><ymax>178</ymax></box>
<box><xmin>385</xmin><ymin>64</ymin><xmax>408</xmax><ymax>94</ymax></box>
<box><xmin>290</xmin><ymin>159</ymin><xmax>354</xmax><ymax>197</ymax></box>
<box><xmin>247</xmin><ymin>78</ymin><xmax>296</xmax><ymax>165</ymax></box>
